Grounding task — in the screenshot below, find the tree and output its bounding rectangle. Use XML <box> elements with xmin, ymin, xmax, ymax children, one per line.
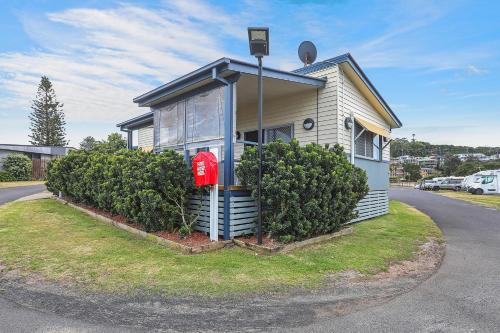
<box><xmin>29</xmin><ymin>76</ymin><xmax>68</xmax><ymax>146</ymax></box>
<box><xmin>79</xmin><ymin>136</ymin><xmax>97</xmax><ymax>152</ymax></box>
<box><xmin>94</xmin><ymin>133</ymin><xmax>127</xmax><ymax>153</ymax></box>
<box><xmin>455</xmin><ymin>160</ymin><xmax>500</xmax><ymax>176</ymax></box>
<box><xmin>403</xmin><ymin>163</ymin><xmax>421</xmax><ymax>181</ymax></box>
<box><xmin>79</xmin><ymin>133</ymin><xmax>127</xmax><ymax>153</ymax></box>
<box><xmin>443</xmin><ymin>154</ymin><xmax>461</xmax><ymax>176</ymax></box>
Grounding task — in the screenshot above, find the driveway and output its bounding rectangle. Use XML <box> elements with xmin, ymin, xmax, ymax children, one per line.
<box><xmin>0</xmin><ymin>184</ymin><xmax>47</xmax><ymax>205</ymax></box>
<box><xmin>1</xmin><ymin>188</ymin><xmax>500</xmax><ymax>332</ymax></box>
<box><xmin>281</xmin><ymin>188</ymin><xmax>500</xmax><ymax>332</ymax></box>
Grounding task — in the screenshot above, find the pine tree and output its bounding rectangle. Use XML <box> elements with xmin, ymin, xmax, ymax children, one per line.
<box><xmin>29</xmin><ymin>76</ymin><xmax>68</xmax><ymax>146</ymax></box>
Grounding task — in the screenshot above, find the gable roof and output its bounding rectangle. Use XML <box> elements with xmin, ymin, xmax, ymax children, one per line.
<box><xmin>294</xmin><ymin>53</ymin><xmax>402</xmax><ymax>128</ymax></box>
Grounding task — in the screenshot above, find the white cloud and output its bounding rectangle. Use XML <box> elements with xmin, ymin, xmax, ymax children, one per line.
<box><xmin>0</xmin><ymin>1</ymin><xmax>250</xmax><ymax>145</ymax></box>
<box><xmin>466</xmin><ymin>65</ymin><xmax>488</xmax><ymax>75</ymax></box>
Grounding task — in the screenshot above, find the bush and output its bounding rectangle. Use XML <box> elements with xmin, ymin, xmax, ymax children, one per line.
<box><xmin>0</xmin><ymin>171</ymin><xmax>14</xmax><ymax>182</ymax></box>
<box><xmin>236</xmin><ymin>139</ymin><xmax>369</xmax><ymax>242</ymax></box>
<box><xmin>2</xmin><ymin>154</ymin><xmax>32</xmax><ymax>181</ymax></box>
<box><xmin>46</xmin><ymin>149</ymin><xmax>196</xmax><ymax>233</ymax></box>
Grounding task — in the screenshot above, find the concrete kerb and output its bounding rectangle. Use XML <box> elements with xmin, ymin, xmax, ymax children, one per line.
<box><xmin>14</xmin><ymin>191</ymin><xmax>53</xmax><ymax>202</ymax></box>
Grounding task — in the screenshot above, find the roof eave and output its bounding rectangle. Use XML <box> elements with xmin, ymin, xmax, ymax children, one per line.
<box><xmin>133</xmin><ymin>58</ymin><xmax>326</xmax><ymax>108</ymax></box>
<box><xmin>116</xmin><ymin>111</ymin><xmax>154</xmax><ymax>130</ymax></box>
<box><xmin>342</xmin><ymin>54</ymin><xmax>402</xmax><ymax>128</ymax></box>
<box><xmin>295</xmin><ymin>53</ymin><xmax>402</xmax><ymax>128</ymax></box>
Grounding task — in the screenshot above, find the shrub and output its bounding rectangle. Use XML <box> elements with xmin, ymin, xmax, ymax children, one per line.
<box><xmin>2</xmin><ymin>154</ymin><xmax>32</xmax><ymax>181</ymax></box>
<box><xmin>236</xmin><ymin>139</ymin><xmax>369</xmax><ymax>242</ymax></box>
<box><xmin>0</xmin><ymin>171</ymin><xmax>14</xmax><ymax>182</ymax></box>
<box><xmin>46</xmin><ymin>149</ymin><xmax>196</xmax><ymax>233</ymax></box>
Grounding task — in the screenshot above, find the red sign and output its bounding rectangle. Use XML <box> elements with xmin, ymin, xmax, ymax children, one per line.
<box><xmin>192</xmin><ymin>152</ymin><xmax>218</xmax><ymax>187</ymax></box>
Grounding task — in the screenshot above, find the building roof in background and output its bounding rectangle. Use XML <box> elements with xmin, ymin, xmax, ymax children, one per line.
<box><xmin>0</xmin><ymin>144</ymin><xmax>73</xmax><ymax>156</ymax></box>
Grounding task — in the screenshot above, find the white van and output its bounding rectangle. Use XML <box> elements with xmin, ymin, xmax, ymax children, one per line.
<box><xmin>469</xmin><ymin>174</ymin><xmax>500</xmax><ymax>195</ymax></box>
<box><xmin>463</xmin><ymin>170</ymin><xmax>500</xmax><ymax>192</ymax></box>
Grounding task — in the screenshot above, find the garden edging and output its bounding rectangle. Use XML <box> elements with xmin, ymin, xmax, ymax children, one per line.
<box><xmin>54</xmin><ymin>196</ymin><xmax>353</xmax><ymax>255</ymax></box>
<box><xmin>233</xmin><ymin>227</ymin><xmax>353</xmax><ymax>255</ymax></box>
<box><xmin>55</xmin><ymin>197</ymin><xmax>232</xmax><ymax>254</ymax></box>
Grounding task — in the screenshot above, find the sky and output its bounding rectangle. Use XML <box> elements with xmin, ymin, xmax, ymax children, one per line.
<box><xmin>1</xmin><ymin>0</ymin><xmax>500</xmax><ymax>147</ymax></box>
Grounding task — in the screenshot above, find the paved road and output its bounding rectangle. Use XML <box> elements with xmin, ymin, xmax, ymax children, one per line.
<box><xmin>282</xmin><ymin>188</ymin><xmax>500</xmax><ymax>332</ymax></box>
<box><xmin>0</xmin><ymin>184</ymin><xmax>47</xmax><ymax>205</ymax></box>
<box><xmin>1</xmin><ymin>187</ymin><xmax>500</xmax><ymax>332</ymax></box>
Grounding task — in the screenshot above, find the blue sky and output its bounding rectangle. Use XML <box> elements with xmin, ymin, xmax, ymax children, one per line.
<box><xmin>1</xmin><ymin>0</ymin><xmax>499</xmax><ymax>147</ymax></box>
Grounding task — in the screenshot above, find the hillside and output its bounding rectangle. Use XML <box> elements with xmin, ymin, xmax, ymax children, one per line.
<box><xmin>390</xmin><ymin>138</ymin><xmax>500</xmax><ymax>158</ymax></box>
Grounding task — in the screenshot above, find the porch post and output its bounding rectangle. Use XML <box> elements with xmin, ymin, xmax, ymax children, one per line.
<box><xmin>223</xmin><ymin>75</ymin><xmax>239</xmax><ymax>240</ymax></box>
<box><xmin>127</xmin><ymin>130</ymin><xmax>133</xmax><ymax>150</ymax></box>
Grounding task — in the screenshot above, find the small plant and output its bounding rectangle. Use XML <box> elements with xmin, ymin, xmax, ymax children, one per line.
<box><xmin>2</xmin><ymin>154</ymin><xmax>32</xmax><ymax>181</ymax></box>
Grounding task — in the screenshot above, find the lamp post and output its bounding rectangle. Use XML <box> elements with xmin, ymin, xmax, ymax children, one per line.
<box><xmin>248</xmin><ymin>27</ymin><xmax>269</xmax><ymax>245</ymax></box>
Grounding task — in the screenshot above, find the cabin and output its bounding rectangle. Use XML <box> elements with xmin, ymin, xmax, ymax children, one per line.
<box><xmin>117</xmin><ymin>53</ymin><xmax>402</xmax><ymax>240</ymax></box>
<box><xmin>0</xmin><ymin>144</ymin><xmax>73</xmax><ymax>179</ymax></box>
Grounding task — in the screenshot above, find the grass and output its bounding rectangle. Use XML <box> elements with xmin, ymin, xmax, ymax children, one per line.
<box><xmin>435</xmin><ymin>190</ymin><xmax>500</xmax><ymax>210</ymax></box>
<box><xmin>0</xmin><ymin>181</ymin><xmax>45</xmax><ymax>189</ymax></box>
<box><xmin>0</xmin><ymin>199</ymin><xmax>442</xmax><ymax>296</ymax></box>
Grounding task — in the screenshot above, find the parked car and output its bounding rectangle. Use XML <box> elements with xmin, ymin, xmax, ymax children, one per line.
<box><xmin>469</xmin><ymin>173</ymin><xmax>500</xmax><ymax>195</ymax></box>
<box><xmin>421</xmin><ymin>180</ymin><xmax>438</xmax><ymax>190</ymax></box>
<box><xmin>433</xmin><ymin>177</ymin><xmax>464</xmax><ymax>191</ymax></box>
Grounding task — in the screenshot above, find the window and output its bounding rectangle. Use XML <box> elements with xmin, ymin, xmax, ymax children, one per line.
<box><xmin>265</xmin><ymin>125</ymin><xmax>293</xmax><ymax>143</ymax></box>
<box><xmin>354</xmin><ymin>122</ymin><xmax>381</xmax><ymax>160</ymax></box>
<box><xmin>482</xmin><ymin>176</ymin><xmax>494</xmax><ymax>184</ymax></box>
<box><xmin>243</xmin><ymin>124</ymin><xmax>293</xmax><ymax>146</ymax></box>
<box><xmin>157</xmin><ymin>102</ymin><xmax>184</xmax><ymax>147</ymax></box>
<box><xmin>155</xmin><ymin>86</ymin><xmax>225</xmax><ymax>149</ymax></box>
<box><xmin>186</xmin><ymin>87</ymin><xmax>224</xmax><ymax>143</ymax></box>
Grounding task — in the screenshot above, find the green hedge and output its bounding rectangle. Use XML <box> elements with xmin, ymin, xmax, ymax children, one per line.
<box><xmin>0</xmin><ymin>171</ymin><xmax>14</xmax><ymax>182</ymax></box>
<box><xmin>1</xmin><ymin>154</ymin><xmax>32</xmax><ymax>181</ymax></box>
<box><xmin>46</xmin><ymin>149</ymin><xmax>197</xmax><ymax>233</ymax></box>
<box><xmin>236</xmin><ymin>140</ymin><xmax>369</xmax><ymax>243</ymax></box>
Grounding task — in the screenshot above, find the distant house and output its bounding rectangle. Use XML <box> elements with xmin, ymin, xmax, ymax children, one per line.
<box><xmin>0</xmin><ymin>144</ymin><xmax>73</xmax><ymax>179</ymax></box>
<box><xmin>117</xmin><ymin>53</ymin><xmax>402</xmax><ymax>239</ymax></box>
<box><xmin>455</xmin><ymin>153</ymin><xmax>489</xmax><ymax>162</ymax></box>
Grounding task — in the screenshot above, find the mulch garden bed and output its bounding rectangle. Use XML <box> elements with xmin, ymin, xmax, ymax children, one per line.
<box><xmin>235</xmin><ymin>235</ymin><xmax>283</xmax><ymax>248</ymax></box>
<box><xmin>56</xmin><ymin>196</ymin><xmax>352</xmax><ymax>255</ymax></box>
<box><xmin>59</xmin><ymin>197</ymin><xmax>219</xmax><ymax>251</ymax></box>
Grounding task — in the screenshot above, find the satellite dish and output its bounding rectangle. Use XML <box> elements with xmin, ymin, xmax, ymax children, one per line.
<box><xmin>298</xmin><ymin>41</ymin><xmax>317</xmax><ymax>67</ymax></box>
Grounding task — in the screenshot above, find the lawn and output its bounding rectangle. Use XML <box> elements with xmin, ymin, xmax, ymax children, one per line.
<box><xmin>435</xmin><ymin>190</ymin><xmax>500</xmax><ymax>210</ymax></box>
<box><xmin>0</xmin><ymin>199</ymin><xmax>442</xmax><ymax>296</ymax></box>
<box><xmin>0</xmin><ymin>181</ymin><xmax>45</xmax><ymax>189</ymax></box>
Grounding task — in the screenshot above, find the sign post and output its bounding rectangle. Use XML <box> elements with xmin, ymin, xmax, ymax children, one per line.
<box><xmin>209</xmin><ymin>148</ymin><xmax>219</xmax><ymax>241</ymax></box>
<box><xmin>192</xmin><ymin>150</ymin><xmax>219</xmax><ymax>242</ymax></box>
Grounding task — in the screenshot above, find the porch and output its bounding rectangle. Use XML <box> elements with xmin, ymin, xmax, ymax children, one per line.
<box><xmin>118</xmin><ymin>58</ymin><xmax>326</xmax><ymax>240</ymax></box>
